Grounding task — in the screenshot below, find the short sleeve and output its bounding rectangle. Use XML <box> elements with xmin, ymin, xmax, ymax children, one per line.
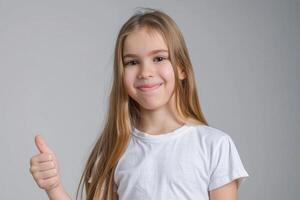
<box><xmin>208</xmin><ymin>135</ymin><xmax>250</xmax><ymax>191</ymax></box>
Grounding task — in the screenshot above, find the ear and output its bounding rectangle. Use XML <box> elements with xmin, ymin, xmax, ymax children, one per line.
<box><xmin>176</xmin><ymin>66</ymin><xmax>187</xmax><ymax>80</ymax></box>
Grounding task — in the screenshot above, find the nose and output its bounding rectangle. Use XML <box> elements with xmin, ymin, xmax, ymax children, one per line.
<box><xmin>138</xmin><ymin>61</ymin><xmax>154</xmax><ymax>79</ymax></box>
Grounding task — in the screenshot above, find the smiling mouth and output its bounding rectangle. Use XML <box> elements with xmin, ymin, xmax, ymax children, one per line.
<box><xmin>137</xmin><ymin>83</ymin><xmax>163</xmax><ymax>92</ymax></box>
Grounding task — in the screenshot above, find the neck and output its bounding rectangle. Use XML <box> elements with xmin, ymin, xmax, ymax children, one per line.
<box><xmin>136</xmin><ymin>102</ymin><xmax>185</xmax><ymax>135</ymax></box>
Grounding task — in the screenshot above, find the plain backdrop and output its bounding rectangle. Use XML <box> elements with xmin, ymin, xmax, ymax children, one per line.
<box><xmin>0</xmin><ymin>0</ymin><xmax>299</xmax><ymax>199</ymax></box>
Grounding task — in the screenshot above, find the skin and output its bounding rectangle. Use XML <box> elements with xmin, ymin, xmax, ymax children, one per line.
<box><xmin>122</xmin><ymin>28</ymin><xmax>187</xmax><ymax>135</ymax></box>
<box><xmin>29</xmin><ymin>134</ymin><xmax>71</xmax><ymax>200</ymax></box>
<box><xmin>122</xmin><ymin>27</ymin><xmax>239</xmax><ymax>199</ymax></box>
<box><xmin>29</xmin><ymin>27</ymin><xmax>238</xmax><ymax>200</ymax></box>
<box><xmin>209</xmin><ymin>180</ymin><xmax>238</xmax><ymax>200</ymax></box>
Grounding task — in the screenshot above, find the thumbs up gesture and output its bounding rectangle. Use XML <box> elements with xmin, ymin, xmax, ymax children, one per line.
<box><xmin>29</xmin><ymin>134</ymin><xmax>62</xmax><ymax>192</ymax></box>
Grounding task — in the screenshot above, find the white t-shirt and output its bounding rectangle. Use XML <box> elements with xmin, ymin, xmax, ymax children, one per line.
<box><xmin>113</xmin><ymin>124</ymin><xmax>249</xmax><ymax>200</ymax></box>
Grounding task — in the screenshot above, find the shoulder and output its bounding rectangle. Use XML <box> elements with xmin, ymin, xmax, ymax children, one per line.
<box><xmin>186</xmin><ymin>123</ymin><xmax>232</xmax><ymax>148</ymax></box>
<box><xmin>185</xmin><ymin>117</ymin><xmax>229</xmax><ymax>137</ymax></box>
<box><xmin>185</xmin><ymin>118</ymin><xmax>229</xmax><ymax>139</ymax></box>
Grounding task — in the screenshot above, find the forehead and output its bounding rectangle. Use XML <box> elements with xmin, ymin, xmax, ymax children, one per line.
<box><xmin>123</xmin><ymin>28</ymin><xmax>168</xmax><ymax>56</ymax></box>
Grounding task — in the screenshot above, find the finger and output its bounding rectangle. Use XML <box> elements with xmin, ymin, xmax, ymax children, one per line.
<box><xmin>31</xmin><ymin>161</ymin><xmax>55</xmax><ymax>173</ymax></box>
<box><xmin>43</xmin><ymin>176</ymin><xmax>60</xmax><ymax>191</ymax></box>
<box><xmin>36</xmin><ymin>176</ymin><xmax>59</xmax><ymax>190</ymax></box>
<box><xmin>32</xmin><ymin>153</ymin><xmax>53</xmax><ymax>164</ymax></box>
<box><xmin>39</xmin><ymin>161</ymin><xmax>55</xmax><ymax>171</ymax></box>
<box><xmin>35</xmin><ymin>134</ymin><xmax>53</xmax><ymax>154</ymax></box>
<box><xmin>37</xmin><ymin>168</ymin><xmax>58</xmax><ymax>180</ymax></box>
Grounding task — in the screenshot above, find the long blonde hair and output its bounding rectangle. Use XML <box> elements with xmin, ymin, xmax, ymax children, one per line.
<box><xmin>76</xmin><ymin>7</ymin><xmax>208</xmax><ymax>200</ymax></box>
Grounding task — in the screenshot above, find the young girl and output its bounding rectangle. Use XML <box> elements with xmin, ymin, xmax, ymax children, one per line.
<box><xmin>29</xmin><ymin>7</ymin><xmax>249</xmax><ymax>200</ymax></box>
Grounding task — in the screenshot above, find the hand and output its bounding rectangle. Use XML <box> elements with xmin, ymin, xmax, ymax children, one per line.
<box><xmin>29</xmin><ymin>134</ymin><xmax>62</xmax><ymax>192</ymax></box>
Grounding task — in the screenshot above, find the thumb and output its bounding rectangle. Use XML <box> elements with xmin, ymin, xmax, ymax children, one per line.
<box><xmin>35</xmin><ymin>134</ymin><xmax>53</xmax><ymax>154</ymax></box>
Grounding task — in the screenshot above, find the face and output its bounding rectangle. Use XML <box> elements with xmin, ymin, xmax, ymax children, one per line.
<box><xmin>122</xmin><ymin>28</ymin><xmax>186</xmax><ymax>111</ymax></box>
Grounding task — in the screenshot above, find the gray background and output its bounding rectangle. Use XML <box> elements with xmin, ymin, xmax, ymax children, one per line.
<box><xmin>0</xmin><ymin>0</ymin><xmax>299</xmax><ymax>199</ymax></box>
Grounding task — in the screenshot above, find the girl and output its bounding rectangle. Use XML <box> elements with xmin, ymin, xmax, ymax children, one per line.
<box><xmin>29</xmin><ymin>7</ymin><xmax>249</xmax><ymax>200</ymax></box>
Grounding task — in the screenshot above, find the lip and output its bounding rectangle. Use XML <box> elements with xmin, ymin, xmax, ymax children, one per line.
<box><xmin>137</xmin><ymin>83</ymin><xmax>163</xmax><ymax>92</ymax></box>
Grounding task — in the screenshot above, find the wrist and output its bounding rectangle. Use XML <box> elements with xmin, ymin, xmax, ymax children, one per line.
<box><xmin>46</xmin><ymin>183</ymin><xmax>70</xmax><ymax>200</ymax></box>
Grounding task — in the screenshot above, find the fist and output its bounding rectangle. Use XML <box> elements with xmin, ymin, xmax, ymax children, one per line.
<box><xmin>29</xmin><ymin>134</ymin><xmax>61</xmax><ymax>192</ymax></box>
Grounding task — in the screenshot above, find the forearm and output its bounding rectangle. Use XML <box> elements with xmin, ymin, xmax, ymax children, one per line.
<box><xmin>46</xmin><ymin>183</ymin><xmax>72</xmax><ymax>200</ymax></box>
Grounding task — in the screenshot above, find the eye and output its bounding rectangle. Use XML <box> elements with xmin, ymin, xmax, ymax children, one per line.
<box><xmin>124</xmin><ymin>60</ymin><xmax>138</xmax><ymax>66</ymax></box>
<box><xmin>154</xmin><ymin>56</ymin><xmax>167</xmax><ymax>62</ymax></box>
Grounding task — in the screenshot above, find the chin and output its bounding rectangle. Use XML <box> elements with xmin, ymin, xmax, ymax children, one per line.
<box><xmin>138</xmin><ymin>100</ymin><xmax>167</xmax><ymax>111</ymax></box>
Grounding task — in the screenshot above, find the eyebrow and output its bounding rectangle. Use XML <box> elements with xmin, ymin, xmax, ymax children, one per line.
<box><xmin>123</xmin><ymin>49</ymin><xmax>168</xmax><ymax>59</ymax></box>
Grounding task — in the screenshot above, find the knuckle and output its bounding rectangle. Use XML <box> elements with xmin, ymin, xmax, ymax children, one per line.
<box><xmin>29</xmin><ymin>167</ymin><xmax>34</xmax><ymax>174</ymax></box>
<box><xmin>30</xmin><ymin>158</ymin><xmax>34</xmax><ymax>165</ymax></box>
<box><xmin>34</xmin><ymin>171</ymin><xmax>40</xmax><ymax>179</ymax></box>
<box><xmin>37</xmin><ymin>179</ymin><xmax>43</xmax><ymax>187</ymax></box>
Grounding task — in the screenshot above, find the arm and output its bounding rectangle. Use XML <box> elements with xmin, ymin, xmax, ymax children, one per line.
<box><xmin>209</xmin><ymin>180</ymin><xmax>238</xmax><ymax>200</ymax></box>
<box><xmin>46</xmin><ymin>183</ymin><xmax>72</xmax><ymax>200</ymax></box>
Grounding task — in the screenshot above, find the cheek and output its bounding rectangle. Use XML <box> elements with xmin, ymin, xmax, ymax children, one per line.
<box><xmin>159</xmin><ymin>65</ymin><xmax>176</xmax><ymax>95</ymax></box>
<box><xmin>160</xmin><ymin>65</ymin><xmax>175</xmax><ymax>83</ymax></box>
<box><xmin>123</xmin><ymin>70</ymin><xmax>135</xmax><ymax>91</ymax></box>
